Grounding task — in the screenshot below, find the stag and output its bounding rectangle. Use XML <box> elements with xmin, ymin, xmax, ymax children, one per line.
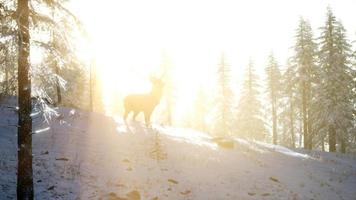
<box><xmin>123</xmin><ymin>77</ymin><xmax>164</xmax><ymax>125</ymax></box>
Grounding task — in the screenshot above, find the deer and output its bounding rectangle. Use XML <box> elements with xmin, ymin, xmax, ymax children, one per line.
<box><xmin>123</xmin><ymin>77</ymin><xmax>164</xmax><ymax>126</ymax></box>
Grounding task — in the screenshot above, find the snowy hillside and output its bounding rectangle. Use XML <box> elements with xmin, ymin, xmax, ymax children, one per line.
<box><xmin>1</xmin><ymin>101</ymin><xmax>356</xmax><ymax>199</ymax></box>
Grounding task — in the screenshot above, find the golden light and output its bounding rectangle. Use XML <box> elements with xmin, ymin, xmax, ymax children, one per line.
<box><xmin>69</xmin><ymin>0</ymin><xmax>356</xmax><ymax>122</ymax></box>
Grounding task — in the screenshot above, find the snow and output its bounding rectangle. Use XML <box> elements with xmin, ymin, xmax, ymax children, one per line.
<box><xmin>1</xmin><ymin>99</ymin><xmax>356</xmax><ymax>199</ymax></box>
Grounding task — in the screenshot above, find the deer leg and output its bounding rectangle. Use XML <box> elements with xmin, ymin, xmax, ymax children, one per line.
<box><xmin>123</xmin><ymin>109</ymin><xmax>130</xmax><ymax>120</ymax></box>
<box><xmin>144</xmin><ymin>112</ymin><xmax>151</xmax><ymax>127</ymax></box>
<box><xmin>132</xmin><ymin>111</ymin><xmax>139</xmax><ymax>121</ymax></box>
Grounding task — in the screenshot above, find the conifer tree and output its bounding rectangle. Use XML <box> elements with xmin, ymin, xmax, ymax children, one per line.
<box><xmin>280</xmin><ymin>61</ymin><xmax>298</xmax><ymax>148</ymax></box>
<box><xmin>315</xmin><ymin>8</ymin><xmax>354</xmax><ymax>152</ymax></box>
<box><xmin>265</xmin><ymin>53</ymin><xmax>282</xmax><ymax>144</ymax></box>
<box><xmin>291</xmin><ymin>18</ymin><xmax>318</xmax><ymax>149</ymax></box>
<box><xmin>236</xmin><ymin>60</ymin><xmax>266</xmax><ymax>140</ymax></box>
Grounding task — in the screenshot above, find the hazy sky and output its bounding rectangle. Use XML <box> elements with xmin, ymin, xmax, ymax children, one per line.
<box><xmin>69</xmin><ymin>0</ymin><xmax>356</xmax><ymax>116</ymax></box>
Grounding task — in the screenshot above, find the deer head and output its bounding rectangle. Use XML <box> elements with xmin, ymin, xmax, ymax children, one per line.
<box><xmin>150</xmin><ymin>77</ymin><xmax>164</xmax><ymax>98</ymax></box>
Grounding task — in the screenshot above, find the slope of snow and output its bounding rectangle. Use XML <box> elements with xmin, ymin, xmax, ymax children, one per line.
<box><xmin>1</xmin><ymin>102</ymin><xmax>356</xmax><ymax>199</ymax></box>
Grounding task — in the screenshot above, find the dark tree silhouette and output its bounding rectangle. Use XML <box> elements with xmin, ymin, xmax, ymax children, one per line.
<box><xmin>17</xmin><ymin>0</ymin><xmax>33</xmax><ymax>199</ymax></box>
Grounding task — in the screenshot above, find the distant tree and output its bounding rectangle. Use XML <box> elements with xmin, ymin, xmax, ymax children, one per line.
<box><xmin>160</xmin><ymin>50</ymin><xmax>174</xmax><ymax>125</ymax></box>
<box><xmin>265</xmin><ymin>53</ymin><xmax>282</xmax><ymax>144</ymax></box>
<box><xmin>291</xmin><ymin>18</ymin><xmax>318</xmax><ymax>150</ymax></box>
<box><xmin>351</xmin><ymin>39</ymin><xmax>356</xmax><ymax>152</ymax></box>
<box><xmin>214</xmin><ymin>54</ymin><xmax>233</xmax><ymax>136</ymax></box>
<box><xmin>235</xmin><ymin>60</ymin><xmax>266</xmax><ymax>140</ymax></box>
<box><xmin>315</xmin><ymin>8</ymin><xmax>354</xmax><ymax>153</ymax></box>
<box><xmin>280</xmin><ymin>61</ymin><xmax>299</xmax><ymax>148</ymax></box>
<box><xmin>193</xmin><ymin>86</ymin><xmax>208</xmax><ymax>132</ymax></box>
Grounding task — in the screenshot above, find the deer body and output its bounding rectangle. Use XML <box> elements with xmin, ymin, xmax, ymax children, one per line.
<box><xmin>123</xmin><ymin>78</ymin><xmax>164</xmax><ymax>125</ymax></box>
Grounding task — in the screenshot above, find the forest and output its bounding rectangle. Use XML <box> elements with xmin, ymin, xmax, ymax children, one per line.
<box><xmin>0</xmin><ymin>0</ymin><xmax>355</xmax><ymax>199</ymax></box>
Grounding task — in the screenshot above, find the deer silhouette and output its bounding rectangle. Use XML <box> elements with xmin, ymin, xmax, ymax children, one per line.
<box><xmin>123</xmin><ymin>77</ymin><xmax>164</xmax><ymax>125</ymax></box>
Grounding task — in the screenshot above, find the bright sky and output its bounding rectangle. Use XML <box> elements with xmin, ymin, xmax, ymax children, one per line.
<box><xmin>69</xmin><ymin>0</ymin><xmax>356</xmax><ymax>118</ymax></box>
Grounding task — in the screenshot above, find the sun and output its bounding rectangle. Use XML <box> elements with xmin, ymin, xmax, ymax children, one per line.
<box><xmin>69</xmin><ymin>0</ymin><xmax>223</xmax><ymax>117</ymax></box>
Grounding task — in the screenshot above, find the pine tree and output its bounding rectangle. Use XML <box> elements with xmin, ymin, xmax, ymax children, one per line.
<box><xmin>0</xmin><ymin>1</ymin><xmax>17</xmax><ymax>97</ymax></box>
<box><xmin>291</xmin><ymin>18</ymin><xmax>318</xmax><ymax>150</ymax></box>
<box><xmin>265</xmin><ymin>53</ymin><xmax>282</xmax><ymax>144</ymax></box>
<box><xmin>160</xmin><ymin>50</ymin><xmax>174</xmax><ymax>125</ymax></box>
<box><xmin>280</xmin><ymin>61</ymin><xmax>298</xmax><ymax>148</ymax></box>
<box><xmin>236</xmin><ymin>60</ymin><xmax>266</xmax><ymax>140</ymax></box>
<box><xmin>9</xmin><ymin>0</ymin><xmax>85</xmax><ymax>198</ymax></box>
<box><xmin>315</xmin><ymin>8</ymin><xmax>354</xmax><ymax>153</ymax></box>
<box><xmin>214</xmin><ymin>54</ymin><xmax>233</xmax><ymax>136</ymax></box>
<box><xmin>32</xmin><ymin>0</ymin><xmax>87</xmax><ymax>109</ymax></box>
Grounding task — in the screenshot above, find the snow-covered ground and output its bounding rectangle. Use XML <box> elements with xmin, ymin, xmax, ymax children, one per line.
<box><xmin>1</xmin><ymin>99</ymin><xmax>356</xmax><ymax>200</ymax></box>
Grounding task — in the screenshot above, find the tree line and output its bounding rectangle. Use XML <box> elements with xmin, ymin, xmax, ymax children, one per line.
<box><xmin>208</xmin><ymin>8</ymin><xmax>355</xmax><ymax>153</ymax></box>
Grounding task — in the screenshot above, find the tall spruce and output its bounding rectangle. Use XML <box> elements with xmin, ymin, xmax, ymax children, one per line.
<box><xmin>160</xmin><ymin>51</ymin><xmax>174</xmax><ymax>125</ymax></box>
<box><xmin>292</xmin><ymin>18</ymin><xmax>318</xmax><ymax>149</ymax></box>
<box><xmin>316</xmin><ymin>8</ymin><xmax>354</xmax><ymax>153</ymax></box>
<box><xmin>265</xmin><ymin>53</ymin><xmax>281</xmax><ymax>144</ymax></box>
<box><xmin>280</xmin><ymin>61</ymin><xmax>299</xmax><ymax>148</ymax></box>
<box><xmin>236</xmin><ymin>60</ymin><xmax>266</xmax><ymax>140</ymax></box>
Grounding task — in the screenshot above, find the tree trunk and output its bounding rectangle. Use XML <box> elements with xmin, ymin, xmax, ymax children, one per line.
<box><xmin>340</xmin><ymin>135</ymin><xmax>346</xmax><ymax>153</ymax></box>
<box><xmin>17</xmin><ymin>0</ymin><xmax>34</xmax><ymax>199</ymax></box>
<box><xmin>299</xmin><ymin>121</ymin><xmax>302</xmax><ymax>147</ymax></box>
<box><xmin>272</xmin><ymin>98</ymin><xmax>277</xmax><ymax>145</ymax></box>
<box><xmin>4</xmin><ymin>46</ymin><xmax>9</xmax><ymax>94</ymax></box>
<box><xmin>321</xmin><ymin>136</ymin><xmax>325</xmax><ymax>152</ymax></box>
<box><xmin>306</xmin><ymin>82</ymin><xmax>312</xmax><ymax>150</ymax></box>
<box><xmin>51</xmin><ymin>9</ymin><xmax>61</xmax><ymax>106</ymax></box>
<box><xmin>328</xmin><ymin>125</ymin><xmax>336</xmax><ymax>152</ymax></box>
<box><xmin>302</xmin><ymin>82</ymin><xmax>309</xmax><ymax>149</ymax></box>
<box><xmin>55</xmin><ymin>65</ymin><xmax>61</xmax><ymax>105</ymax></box>
<box><xmin>289</xmin><ymin>97</ymin><xmax>295</xmax><ymax>148</ymax></box>
<box><xmin>89</xmin><ymin>59</ymin><xmax>94</xmax><ymax>112</ymax></box>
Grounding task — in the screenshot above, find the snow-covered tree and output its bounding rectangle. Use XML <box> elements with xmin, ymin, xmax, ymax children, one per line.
<box><xmin>290</xmin><ymin>18</ymin><xmax>318</xmax><ymax>150</ymax></box>
<box><xmin>314</xmin><ymin>8</ymin><xmax>355</xmax><ymax>153</ymax></box>
<box><xmin>280</xmin><ymin>61</ymin><xmax>299</xmax><ymax>148</ymax></box>
<box><xmin>265</xmin><ymin>53</ymin><xmax>282</xmax><ymax>144</ymax></box>
<box><xmin>235</xmin><ymin>60</ymin><xmax>266</xmax><ymax>140</ymax></box>
<box><xmin>31</xmin><ymin>0</ymin><xmax>87</xmax><ymax>109</ymax></box>
<box><xmin>159</xmin><ymin>50</ymin><xmax>175</xmax><ymax>125</ymax></box>
<box><xmin>0</xmin><ymin>0</ymin><xmax>86</xmax><ymax>198</ymax></box>
<box><xmin>0</xmin><ymin>1</ymin><xmax>17</xmax><ymax>97</ymax></box>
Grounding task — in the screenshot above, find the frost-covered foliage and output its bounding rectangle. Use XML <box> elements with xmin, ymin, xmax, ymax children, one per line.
<box><xmin>313</xmin><ymin>8</ymin><xmax>355</xmax><ymax>152</ymax></box>
<box><xmin>0</xmin><ymin>1</ymin><xmax>17</xmax><ymax>97</ymax></box>
<box><xmin>280</xmin><ymin>62</ymin><xmax>299</xmax><ymax>148</ymax></box>
<box><xmin>288</xmin><ymin>18</ymin><xmax>318</xmax><ymax>150</ymax></box>
<box><xmin>30</xmin><ymin>0</ymin><xmax>88</xmax><ymax>109</ymax></box>
<box><xmin>0</xmin><ymin>0</ymin><xmax>88</xmax><ymax>112</ymax></box>
<box><xmin>235</xmin><ymin>60</ymin><xmax>266</xmax><ymax>140</ymax></box>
